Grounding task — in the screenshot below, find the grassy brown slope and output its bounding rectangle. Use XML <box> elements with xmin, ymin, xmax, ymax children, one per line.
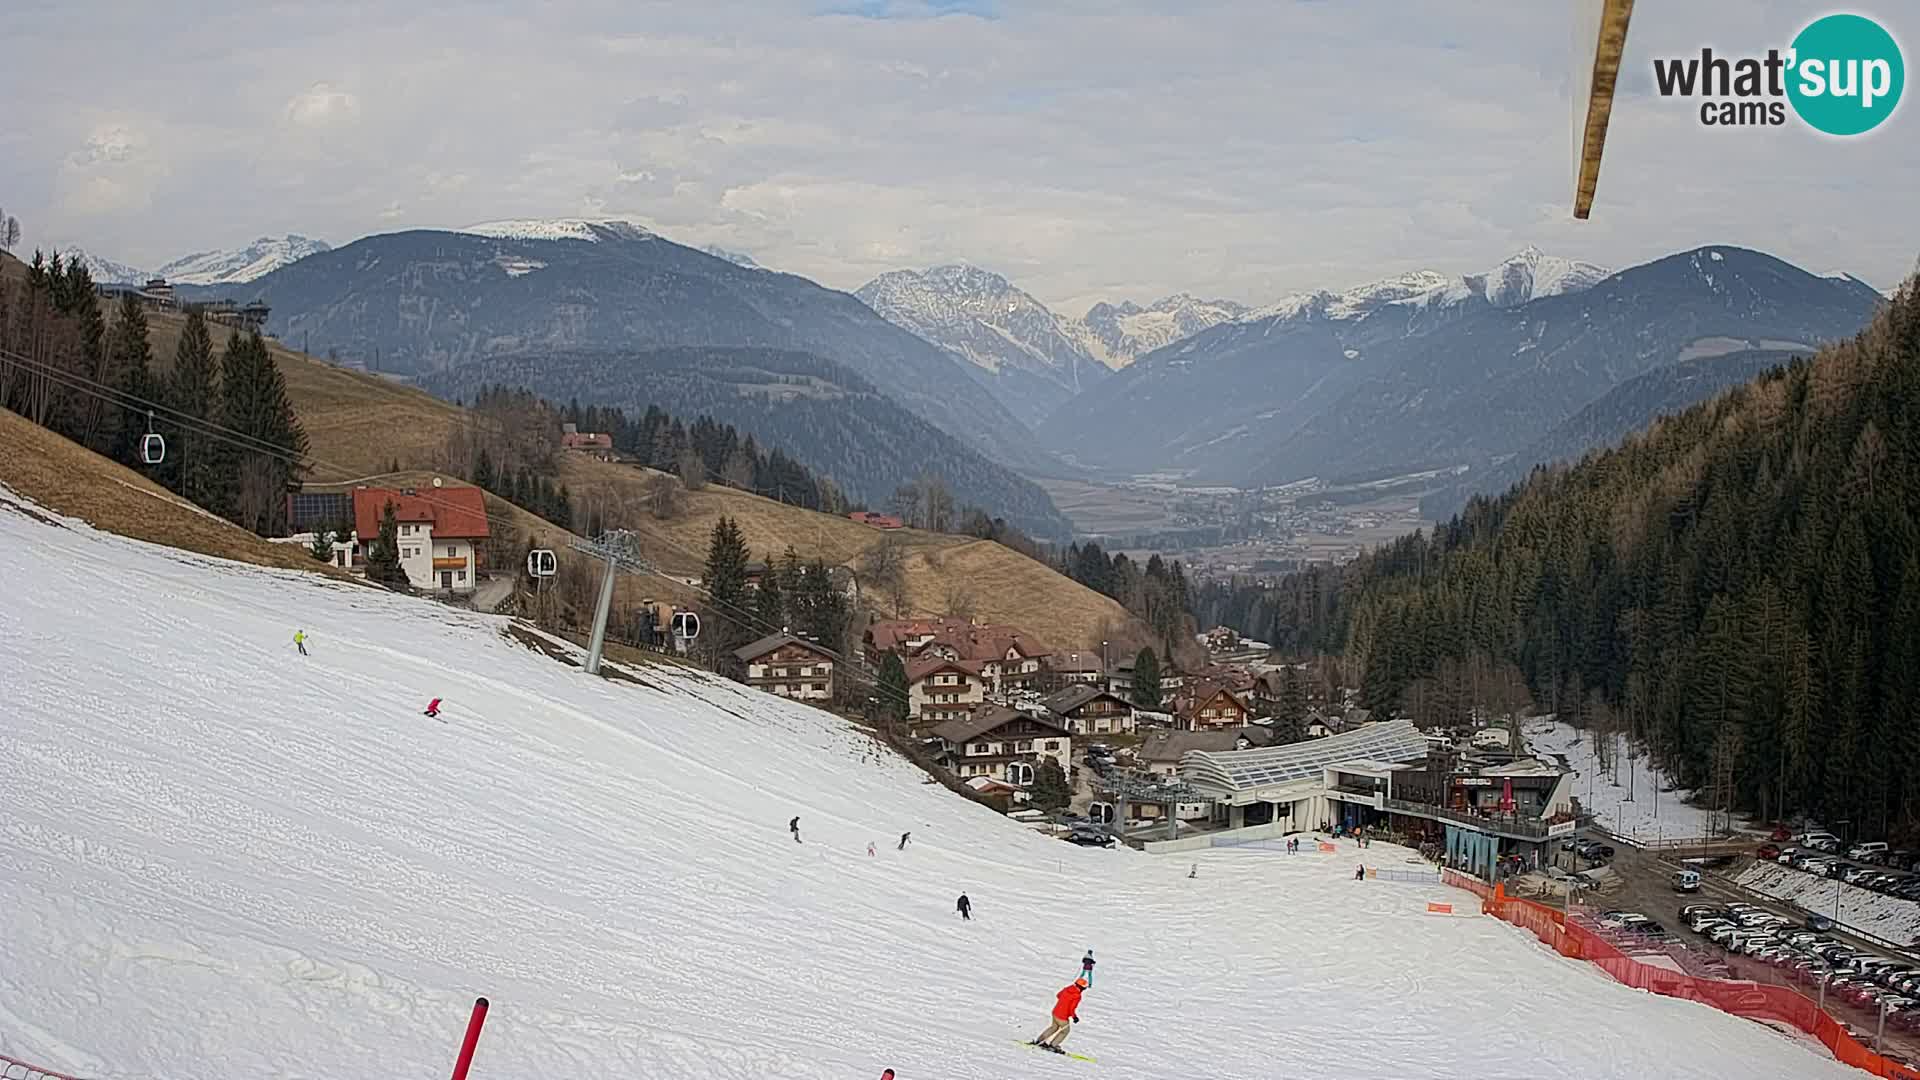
<box><xmin>0</xmin><ymin>407</ymin><xmax>354</xmax><ymax>578</ymax></box>
<box><xmin>128</xmin><ymin>303</ymin><xmax>1137</xmax><ymax>649</ymax></box>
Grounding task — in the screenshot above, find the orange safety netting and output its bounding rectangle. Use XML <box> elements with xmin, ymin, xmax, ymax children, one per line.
<box><xmin>1473</xmin><ymin>883</ymin><xmax>1920</xmax><ymax>1080</ymax></box>
<box><xmin>2</xmin><ymin>1053</ymin><xmax>92</xmax><ymax>1080</ymax></box>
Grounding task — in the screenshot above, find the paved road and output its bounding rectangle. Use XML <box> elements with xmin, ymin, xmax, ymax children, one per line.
<box><xmin>470</xmin><ymin>575</ymin><xmax>516</xmax><ymax>614</ymax></box>
<box><xmin>1583</xmin><ymin>840</ymin><xmax>1920</xmax><ymax>1067</ymax></box>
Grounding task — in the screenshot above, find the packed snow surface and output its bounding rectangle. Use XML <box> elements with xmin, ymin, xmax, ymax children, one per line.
<box><xmin>1737</xmin><ymin>862</ymin><xmax>1920</xmax><ymax>947</ymax></box>
<box><xmin>0</xmin><ymin>491</ymin><xmax>1857</xmax><ymax>1079</ymax></box>
<box><xmin>1527</xmin><ymin>720</ymin><xmax>1731</xmax><ymax>841</ymax></box>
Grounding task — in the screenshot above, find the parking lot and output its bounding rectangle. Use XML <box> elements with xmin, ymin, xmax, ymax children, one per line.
<box><xmin>1576</xmin><ymin>839</ymin><xmax>1920</xmax><ymax>1067</ymax></box>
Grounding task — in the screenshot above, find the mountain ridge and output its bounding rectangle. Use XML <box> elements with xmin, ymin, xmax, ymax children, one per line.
<box><xmin>189</xmin><ymin>225</ymin><xmax>1052</xmax><ymax>476</ymax></box>
<box><xmin>1044</xmin><ymin>245</ymin><xmax>1880</xmax><ymax>487</ymax></box>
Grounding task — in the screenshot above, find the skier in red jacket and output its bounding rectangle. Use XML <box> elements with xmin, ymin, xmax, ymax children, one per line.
<box><xmin>423</xmin><ymin>698</ymin><xmax>441</xmax><ymax>718</ymax></box>
<box><xmin>1029</xmin><ymin>978</ymin><xmax>1086</xmax><ymax>1053</ymax></box>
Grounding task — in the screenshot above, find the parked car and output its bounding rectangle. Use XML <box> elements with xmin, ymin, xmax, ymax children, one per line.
<box><xmin>1758</xmin><ymin>843</ymin><xmax>1782</xmax><ymax>860</ymax></box>
<box><xmin>1849</xmin><ymin>841</ymin><xmax>1891</xmax><ymax>861</ymax></box>
<box><xmin>1771</xmin><ymin>825</ymin><xmax>1795</xmax><ymax>842</ymax></box>
<box><xmin>1065</xmin><ymin>825</ymin><xmax>1115</xmax><ymax>848</ymax></box>
<box><xmin>1803</xmin><ymin>831</ymin><xmax>1842</xmax><ymax>852</ymax></box>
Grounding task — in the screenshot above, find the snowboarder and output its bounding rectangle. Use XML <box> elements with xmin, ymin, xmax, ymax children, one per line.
<box><xmin>293</xmin><ymin>629</ymin><xmax>308</xmax><ymax>656</ymax></box>
<box><xmin>957</xmin><ymin>893</ymin><xmax>972</xmax><ymax>920</ymax></box>
<box><xmin>1029</xmin><ymin>978</ymin><xmax>1086</xmax><ymax>1052</ymax></box>
<box><xmin>1188</xmin><ymin>863</ymin><xmax>1197</xmax><ymax>879</ymax></box>
<box><xmin>898</xmin><ymin>831</ymin><xmax>912</xmax><ymax>851</ymax></box>
<box><xmin>1080</xmin><ymin>950</ymin><xmax>1096</xmax><ymax>986</ymax></box>
<box><xmin>1355</xmin><ymin>863</ymin><xmax>1366</xmax><ymax>880</ymax></box>
<box><xmin>423</xmin><ymin>698</ymin><xmax>441</xmax><ymax>718</ymax></box>
<box><xmin>790</xmin><ymin>817</ymin><xmax>802</xmax><ymax>843</ymax></box>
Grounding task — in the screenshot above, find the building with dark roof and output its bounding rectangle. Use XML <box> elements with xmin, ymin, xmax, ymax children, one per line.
<box><xmin>1041</xmin><ymin>685</ymin><xmax>1136</xmax><ymax>736</ymax></box>
<box><xmin>930</xmin><ymin>705</ymin><xmax>1072</xmax><ymax>787</ymax></box>
<box><xmin>733</xmin><ymin>633</ymin><xmax>836</xmax><ymax>702</ymax></box>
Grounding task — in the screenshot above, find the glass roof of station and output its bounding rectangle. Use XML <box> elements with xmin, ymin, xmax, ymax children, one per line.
<box><xmin>1182</xmin><ymin>719</ymin><xmax>1430</xmax><ymax>792</ymax></box>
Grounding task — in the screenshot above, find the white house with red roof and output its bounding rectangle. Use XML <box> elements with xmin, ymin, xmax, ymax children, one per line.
<box><xmin>347</xmin><ymin>484</ymin><xmax>491</xmax><ymax>593</ymax></box>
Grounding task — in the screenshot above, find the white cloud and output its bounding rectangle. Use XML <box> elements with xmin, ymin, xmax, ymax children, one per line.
<box><xmin>284</xmin><ymin>82</ymin><xmax>360</xmax><ymax>128</ymax></box>
<box><xmin>2</xmin><ymin>1</ymin><xmax>1913</xmax><ymax>302</ymax></box>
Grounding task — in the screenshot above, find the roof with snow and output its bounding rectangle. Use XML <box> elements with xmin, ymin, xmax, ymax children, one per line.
<box><xmin>1181</xmin><ymin>719</ymin><xmax>1429</xmax><ymax>792</ymax></box>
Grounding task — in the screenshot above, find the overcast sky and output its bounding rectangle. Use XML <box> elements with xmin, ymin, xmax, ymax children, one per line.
<box><xmin>4</xmin><ymin>0</ymin><xmax>1915</xmax><ymax>312</ymax></box>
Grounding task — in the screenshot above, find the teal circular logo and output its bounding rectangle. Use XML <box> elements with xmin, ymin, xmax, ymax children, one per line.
<box><xmin>1787</xmin><ymin>14</ymin><xmax>1904</xmax><ymax>135</ymax></box>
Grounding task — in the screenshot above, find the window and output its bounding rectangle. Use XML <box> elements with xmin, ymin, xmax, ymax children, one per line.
<box><xmin>457</xmin><ymin>570</ymin><xmax>466</xmax><ymax>582</ymax></box>
<box><xmin>1016</xmin><ymin>740</ymin><xmax>1032</xmax><ymax>753</ymax></box>
<box><xmin>1044</xmin><ymin>740</ymin><xmax>1059</xmax><ymax>751</ymax></box>
<box><xmin>446</xmin><ymin>545</ymin><xmax>456</xmax><ymax>557</ymax></box>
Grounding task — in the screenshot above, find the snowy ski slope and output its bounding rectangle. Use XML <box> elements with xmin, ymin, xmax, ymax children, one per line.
<box><xmin>0</xmin><ymin>487</ymin><xmax>1860</xmax><ymax>1080</ymax></box>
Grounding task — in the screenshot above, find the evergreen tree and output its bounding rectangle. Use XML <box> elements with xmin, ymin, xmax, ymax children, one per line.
<box><xmin>162</xmin><ymin>308</ymin><xmax>223</xmax><ymax>510</ymax></box>
<box><xmin>875</xmin><ymin>651</ymin><xmax>910</xmax><ymax>731</ymax></box>
<box><xmin>101</xmin><ymin>292</ymin><xmax>154</xmax><ymax>467</ymax></box>
<box><xmin>364</xmin><ymin>503</ymin><xmax>410</xmax><ymax>586</ymax></box>
<box><xmin>755</xmin><ymin>550</ymin><xmax>787</xmax><ymax>631</ymax></box>
<box><xmin>473</xmin><ymin>447</ymin><xmax>496</xmax><ymax>492</ymax></box>
<box><xmin>1276</xmin><ymin>667</ymin><xmax>1308</xmax><ymax>743</ymax></box>
<box><xmin>1030</xmin><ymin>757</ymin><xmax>1072</xmax><ymax>811</ymax></box>
<box><xmin>703</xmin><ymin>515</ymin><xmax>752</xmax><ymax>667</ymax></box>
<box><xmin>309</xmin><ymin>527</ymin><xmax>336</xmax><ymax>562</ymax></box>
<box><xmin>216</xmin><ymin>330</ymin><xmax>307</xmax><ymax>535</ymax></box>
<box><xmin>1131</xmin><ymin>647</ymin><xmax>1162</xmax><ymax>709</ymax></box>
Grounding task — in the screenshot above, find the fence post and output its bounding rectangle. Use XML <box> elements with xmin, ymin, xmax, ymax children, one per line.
<box><xmin>451</xmin><ymin>996</ymin><xmax>490</xmax><ymax>1080</ymax></box>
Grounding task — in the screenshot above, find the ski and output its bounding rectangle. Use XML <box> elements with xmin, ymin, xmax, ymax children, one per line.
<box><xmin>1014</xmin><ymin>1040</ymin><xmax>1096</xmax><ymax>1063</ymax></box>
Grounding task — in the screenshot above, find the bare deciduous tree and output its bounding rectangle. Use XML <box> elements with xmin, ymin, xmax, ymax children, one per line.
<box><xmin>678</xmin><ymin>448</ymin><xmax>708</xmax><ymax>491</ymax></box>
<box><xmin>942</xmin><ymin>582</ymin><xmax>976</xmax><ymax>620</ymax></box>
<box><xmin>647</xmin><ymin>473</ymin><xmax>685</xmax><ymax>519</ymax></box>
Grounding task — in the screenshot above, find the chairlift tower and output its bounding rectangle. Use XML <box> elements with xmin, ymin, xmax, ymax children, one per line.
<box><xmin>1094</xmin><ymin>772</ymin><xmax>1213</xmax><ymax>842</ymax></box>
<box><xmin>567</xmin><ymin>529</ymin><xmax>657</xmax><ymax>676</ymax></box>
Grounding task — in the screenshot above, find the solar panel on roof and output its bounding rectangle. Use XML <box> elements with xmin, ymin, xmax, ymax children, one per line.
<box><xmin>1181</xmin><ymin>720</ymin><xmax>1429</xmax><ymax>792</ymax></box>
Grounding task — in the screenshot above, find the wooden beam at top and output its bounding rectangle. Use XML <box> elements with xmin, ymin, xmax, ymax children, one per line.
<box><xmin>1574</xmin><ymin>0</ymin><xmax>1635</xmax><ymax>220</ymax></box>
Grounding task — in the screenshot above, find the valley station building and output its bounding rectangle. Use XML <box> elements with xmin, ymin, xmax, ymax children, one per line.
<box><xmin>1176</xmin><ymin>720</ymin><xmax>1579</xmax><ymax>879</ymax></box>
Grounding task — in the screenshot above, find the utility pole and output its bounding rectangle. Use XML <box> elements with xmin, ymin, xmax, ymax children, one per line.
<box><xmin>569</xmin><ymin>529</ymin><xmax>657</xmax><ymax>676</ymax></box>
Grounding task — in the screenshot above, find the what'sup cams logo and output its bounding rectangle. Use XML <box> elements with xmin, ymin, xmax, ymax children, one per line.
<box><xmin>1653</xmin><ymin>13</ymin><xmax>1904</xmax><ymax>134</ymax></box>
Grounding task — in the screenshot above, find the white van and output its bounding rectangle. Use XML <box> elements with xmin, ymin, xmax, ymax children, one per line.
<box><xmin>1672</xmin><ymin>869</ymin><xmax>1702</xmax><ymax>892</ymax></box>
<box><xmin>1802</xmin><ymin>831</ymin><xmax>1842</xmax><ymax>852</ymax></box>
<box><xmin>1848</xmin><ymin>841</ymin><xmax>1890</xmax><ymax>861</ymax></box>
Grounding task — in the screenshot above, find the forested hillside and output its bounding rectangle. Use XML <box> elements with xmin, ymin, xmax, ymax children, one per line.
<box><xmin>1252</xmin><ymin>278</ymin><xmax>1920</xmax><ymax>835</ymax></box>
<box><xmin>420</xmin><ymin>347</ymin><xmax>1073</xmax><ymax>539</ymax></box>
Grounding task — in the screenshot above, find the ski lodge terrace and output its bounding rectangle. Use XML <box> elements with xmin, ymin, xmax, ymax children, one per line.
<box><xmin>1173</xmin><ymin>719</ymin><xmax>1578</xmax><ymax>877</ymax></box>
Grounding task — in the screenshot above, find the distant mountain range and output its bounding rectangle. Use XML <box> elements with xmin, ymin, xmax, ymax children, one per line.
<box><xmin>853</xmin><ymin>264</ymin><xmax>1247</xmax><ymax>427</ymax></box>
<box><xmin>73</xmin><ymin>235</ymin><xmax>331</xmax><ymax>286</ymax></box>
<box><xmin>418</xmin><ymin>346</ymin><xmax>1075</xmax><ymax>539</ymax></box>
<box><xmin>1045</xmin><ymin>246</ymin><xmax>1882</xmax><ymax>489</ymax></box>
<box><xmin>192</xmin><ymin>221</ymin><xmax>1050</xmax><ymax>480</ymax></box>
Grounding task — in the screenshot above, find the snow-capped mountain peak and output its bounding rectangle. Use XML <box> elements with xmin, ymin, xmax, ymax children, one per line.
<box><xmin>854</xmin><ymin>264</ymin><xmax>1107</xmax><ymax>421</ymax></box>
<box><xmin>1238</xmin><ymin>249</ymin><xmax>1611</xmax><ymax>328</ymax></box>
<box><xmin>67</xmin><ymin>249</ymin><xmax>151</xmax><ymax>286</ymax></box>
<box><xmin>460</xmin><ymin>219</ymin><xmax>656</xmax><ymax>244</ymax></box>
<box><xmin>1069</xmin><ymin>292</ymin><xmax>1249</xmax><ymax>368</ymax></box>
<box><xmin>702</xmin><ymin>244</ymin><xmax>760</xmax><ymax>269</ymax></box>
<box><xmin>156</xmin><ymin>235</ymin><xmax>332</xmax><ymax>285</ymax></box>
